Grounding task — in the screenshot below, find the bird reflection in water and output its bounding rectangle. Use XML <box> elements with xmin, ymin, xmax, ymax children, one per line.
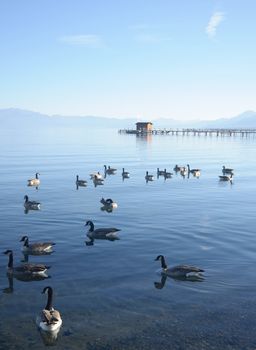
<box><xmin>154</xmin><ymin>273</ymin><xmax>204</xmax><ymax>289</ymax></box>
<box><xmin>38</xmin><ymin>327</ymin><xmax>61</xmax><ymax>346</ymax></box>
<box><xmin>85</xmin><ymin>235</ymin><xmax>120</xmax><ymax>246</ymax></box>
<box><xmin>21</xmin><ymin>250</ymin><xmax>54</xmax><ymax>263</ymax></box>
<box><xmin>2</xmin><ymin>273</ymin><xmax>50</xmax><ymax>294</ymax></box>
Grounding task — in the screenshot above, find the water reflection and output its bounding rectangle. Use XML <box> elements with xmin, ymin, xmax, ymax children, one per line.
<box><xmin>93</xmin><ymin>179</ymin><xmax>104</xmax><ymax>187</ymax></box>
<box><xmin>38</xmin><ymin>328</ymin><xmax>61</xmax><ymax>347</ymax></box>
<box><xmin>21</xmin><ymin>250</ymin><xmax>54</xmax><ymax>263</ymax></box>
<box><xmin>76</xmin><ymin>183</ymin><xmax>87</xmax><ymax>190</ymax></box>
<box><xmin>154</xmin><ymin>273</ymin><xmax>204</xmax><ymax>289</ymax></box>
<box><xmin>85</xmin><ymin>235</ymin><xmax>120</xmax><ymax>246</ymax></box>
<box><xmin>136</xmin><ymin>133</ymin><xmax>152</xmax><ymax>143</ymax></box>
<box><xmin>2</xmin><ymin>273</ymin><xmax>50</xmax><ymax>294</ymax></box>
<box><xmin>154</xmin><ymin>274</ymin><xmax>167</xmax><ymax>289</ymax></box>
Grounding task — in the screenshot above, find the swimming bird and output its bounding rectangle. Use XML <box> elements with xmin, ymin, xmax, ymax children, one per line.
<box><xmin>90</xmin><ymin>172</ymin><xmax>104</xmax><ymax>180</ymax></box>
<box><xmin>187</xmin><ymin>164</ymin><xmax>201</xmax><ymax>177</ymax></box>
<box><xmin>3</xmin><ymin>250</ymin><xmax>50</xmax><ymax>277</ymax></box>
<box><xmin>219</xmin><ymin>174</ymin><xmax>233</xmax><ymax>181</ymax></box>
<box><xmin>104</xmin><ymin>165</ymin><xmax>117</xmax><ymax>174</ymax></box>
<box><xmin>164</xmin><ymin>169</ymin><xmax>173</xmax><ymax>179</ymax></box>
<box><xmin>122</xmin><ymin>168</ymin><xmax>130</xmax><ymax>178</ymax></box>
<box><xmin>155</xmin><ymin>255</ymin><xmax>204</xmax><ymax>278</ymax></box>
<box><xmin>93</xmin><ymin>175</ymin><xmax>104</xmax><ymax>187</ymax></box>
<box><xmin>20</xmin><ymin>235</ymin><xmax>55</xmax><ymax>254</ymax></box>
<box><xmin>37</xmin><ymin>286</ymin><xmax>62</xmax><ymax>332</ymax></box>
<box><xmin>145</xmin><ymin>171</ymin><xmax>154</xmax><ymax>181</ymax></box>
<box><xmin>100</xmin><ymin>198</ymin><xmax>118</xmax><ymax>209</ymax></box>
<box><xmin>85</xmin><ymin>220</ymin><xmax>120</xmax><ymax>241</ymax></box>
<box><xmin>157</xmin><ymin>168</ymin><xmax>165</xmax><ymax>176</ymax></box>
<box><xmin>24</xmin><ymin>195</ymin><xmax>40</xmax><ymax>210</ymax></box>
<box><xmin>27</xmin><ymin>173</ymin><xmax>40</xmax><ymax>186</ymax></box>
<box><xmin>222</xmin><ymin>166</ymin><xmax>234</xmax><ymax>174</ymax></box>
<box><xmin>76</xmin><ymin>175</ymin><xmax>87</xmax><ymax>186</ymax></box>
<box><xmin>173</xmin><ymin>165</ymin><xmax>186</xmax><ymax>172</ymax></box>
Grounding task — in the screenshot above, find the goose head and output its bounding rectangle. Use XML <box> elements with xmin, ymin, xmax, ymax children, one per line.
<box><xmin>3</xmin><ymin>249</ymin><xmax>13</xmax><ymax>255</ymax></box>
<box><xmin>36</xmin><ymin>173</ymin><xmax>40</xmax><ymax>179</ymax></box>
<box><xmin>20</xmin><ymin>235</ymin><xmax>29</xmax><ymax>246</ymax></box>
<box><xmin>42</xmin><ymin>286</ymin><xmax>52</xmax><ymax>295</ymax></box>
<box><xmin>155</xmin><ymin>255</ymin><xmax>167</xmax><ymax>269</ymax></box>
<box><xmin>85</xmin><ymin>220</ymin><xmax>94</xmax><ymax>232</ymax></box>
<box><xmin>24</xmin><ymin>195</ymin><xmax>29</xmax><ymax>202</ymax></box>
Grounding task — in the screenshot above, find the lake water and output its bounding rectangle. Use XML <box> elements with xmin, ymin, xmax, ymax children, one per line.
<box><xmin>0</xmin><ymin>127</ymin><xmax>256</xmax><ymax>349</ymax></box>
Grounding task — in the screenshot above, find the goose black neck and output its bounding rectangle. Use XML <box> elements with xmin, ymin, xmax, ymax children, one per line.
<box><xmin>160</xmin><ymin>256</ymin><xmax>167</xmax><ymax>269</ymax></box>
<box><xmin>36</xmin><ymin>173</ymin><xmax>39</xmax><ymax>179</ymax></box>
<box><xmin>24</xmin><ymin>237</ymin><xmax>29</xmax><ymax>247</ymax></box>
<box><xmin>45</xmin><ymin>287</ymin><xmax>53</xmax><ymax>310</ymax></box>
<box><xmin>8</xmin><ymin>252</ymin><xmax>13</xmax><ymax>268</ymax></box>
<box><xmin>88</xmin><ymin>221</ymin><xmax>94</xmax><ymax>231</ymax></box>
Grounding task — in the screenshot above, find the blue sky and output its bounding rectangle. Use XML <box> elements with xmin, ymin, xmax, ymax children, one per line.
<box><xmin>0</xmin><ymin>0</ymin><xmax>255</xmax><ymax>120</ymax></box>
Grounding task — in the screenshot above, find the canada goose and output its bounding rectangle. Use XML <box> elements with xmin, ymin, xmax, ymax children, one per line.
<box><xmin>24</xmin><ymin>195</ymin><xmax>40</xmax><ymax>210</ymax></box>
<box><xmin>157</xmin><ymin>168</ymin><xmax>165</xmax><ymax>176</ymax></box>
<box><xmin>164</xmin><ymin>169</ymin><xmax>173</xmax><ymax>178</ymax></box>
<box><xmin>28</xmin><ymin>173</ymin><xmax>40</xmax><ymax>186</ymax></box>
<box><xmin>222</xmin><ymin>166</ymin><xmax>234</xmax><ymax>174</ymax></box>
<box><xmin>90</xmin><ymin>172</ymin><xmax>103</xmax><ymax>180</ymax></box>
<box><xmin>180</xmin><ymin>167</ymin><xmax>187</xmax><ymax>176</ymax></box>
<box><xmin>104</xmin><ymin>165</ymin><xmax>117</xmax><ymax>174</ymax></box>
<box><xmin>219</xmin><ymin>174</ymin><xmax>233</xmax><ymax>181</ymax></box>
<box><xmin>20</xmin><ymin>235</ymin><xmax>55</xmax><ymax>253</ymax></box>
<box><xmin>37</xmin><ymin>286</ymin><xmax>62</xmax><ymax>332</ymax></box>
<box><xmin>85</xmin><ymin>220</ymin><xmax>120</xmax><ymax>241</ymax></box>
<box><xmin>155</xmin><ymin>255</ymin><xmax>204</xmax><ymax>278</ymax></box>
<box><xmin>3</xmin><ymin>250</ymin><xmax>50</xmax><ymax>276</ymax></box>
<box><xmin>145</xmin><ymin>171</ymin><xmax>154</xmax><ymax>181</ymax></box>
<box><xmin>100</xmin><ymin>198</ymin><xmax>118</xmax><ymax>209</ymax></box>
<box><xmin>93</xmin><ymin>175</ymin><xmax>104</xmax><ymax>187</ymax></box>
<box><xmin>76</xmin><ymin>175</ymin><xmax>87</xmax><ymax>186</ymax></box>
<box><xmin>173</xmin><ymin>165</ymin><xmax>186</xmax><ymax>172</ymax></box>
<box><xmin>122</xmin><ymin>168</ymin><xmax>130</xmax><ymax>178</ymax></box>
<box><xmin>187</xmin><ymin>164</ymin><xmax>201</xmax><ymax>177</ymax></box>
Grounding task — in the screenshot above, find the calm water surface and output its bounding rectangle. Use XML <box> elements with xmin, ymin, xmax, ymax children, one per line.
<box><xmin>0</xmin><ymin>127</ymin><xmax>256</xmax><ymax>349</ymax></box>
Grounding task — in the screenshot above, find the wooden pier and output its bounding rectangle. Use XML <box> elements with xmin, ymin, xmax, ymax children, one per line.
<box><xmin>119</xmin><ymin>128</ymin><xmax>256</xmax><ymax>137</ymax></box>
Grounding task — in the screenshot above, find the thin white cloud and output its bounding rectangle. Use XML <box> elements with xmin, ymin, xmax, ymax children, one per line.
<box><xmin>59</xmin><ymin>34</ymin><xmax>103</xmax><ymax>47</ymax></box>
<box><xmin>206</xmin><ymin>12</ymin><xmax>225</xmax><ymax>38</ymax></box>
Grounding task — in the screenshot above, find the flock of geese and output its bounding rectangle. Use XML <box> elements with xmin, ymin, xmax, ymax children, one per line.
<box><xmin>3</xmin><ymin>163</ymin><xmax>234</xmax><ymax>340</ymax></box>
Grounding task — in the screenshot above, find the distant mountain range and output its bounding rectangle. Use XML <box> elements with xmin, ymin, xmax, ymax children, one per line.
<box><xmin>1</xmin><ymin>108</ymin><xmax>256</xmax><ymax>129</ymax></box>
